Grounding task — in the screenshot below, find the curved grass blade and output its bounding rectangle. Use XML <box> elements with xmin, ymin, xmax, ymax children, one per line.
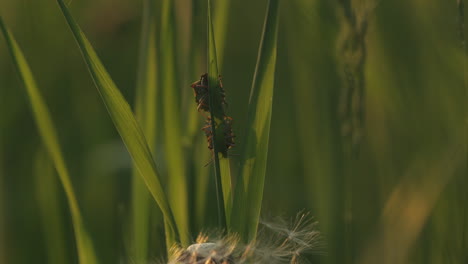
<box><xmin>55</xmin><ymin>0</ymin><xmax>179</xmax><ymax>246</ymax></box>
<box><xmin>0</xmin><ymin>17</ymin><xmax>99</xmax><ymax>264</ymax></box>
<box><xmin>231</xmin><ymin>0</ymin><xmax>280</xmax><ymax>241</ymax></box>
<box><xmin>160</xmin><ymin>0</ymin><xmax>190</xmax><ymax>246</ymax></box>
<box><xmin>207</xmin><ymin>0</ymin><xmax>232</xmax><ymax>230</ymax></box>
<box><xmin>34</xmin><ymin>148</ymin><xmax>68</xmax><ymax>264</ymax></box>
<box><xmin>131</xmin><ymin>0</ymin><xmax>158</xmax><ymax>261</ymax></box>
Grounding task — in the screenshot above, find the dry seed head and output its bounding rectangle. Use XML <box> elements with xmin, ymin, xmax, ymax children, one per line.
<box><xmin>169</xmin><ymin>213</ymin><xmax>322</xmax><ymax>264</ymax></box>
<box><xmin>169</xmin><ymin>234</ymin><xmax>238</xmax><ymax>264</ymax></box>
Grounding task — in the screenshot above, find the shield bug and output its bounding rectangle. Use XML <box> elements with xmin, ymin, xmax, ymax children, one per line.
<box><xmin>191</xmin><ymin>73</ymin><xmax>210</xmax><ymax>112</ymax></box>
<box><xmin>201</xmin><ymin>116</ymin><xmax>235</xmax><ymax>154</ymax></box>
<box><xmin>191</xmin><ymin>73</ymin><xmax>228</xmax><ymax>113</ymax></box>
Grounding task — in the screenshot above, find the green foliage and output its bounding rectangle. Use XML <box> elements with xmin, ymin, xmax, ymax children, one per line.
<box><xmin>0</xmin><ymin>17</ymin><xmax>99</xmax><ymax>264</ymax></box>
<box><xmin>0</xmin><ymin>0</ymin><xmax>465</xmax><ymax>263</ymax></box>
<box><xmin>160</xmin><ymin>0</ymin><xmax>191</xmax><ymax>247</ymax></box>
<box><xmin>55</xmin><ymin>0</ymin><xmax>180</xmax><ymax>247</ymax></box>
<box><xmin>34</xmin><ymin>149</ymin><xmax>68</xmax><ymax>264</ymax></box>
<box><xmin>131</xmin><ymin>0</ymin><xmax>158</xmax><ymax>261</ymax></box>
<box><xmin>213</xmin><ymin>0</ymin><xmax>231</xmax><ymax>69</ymax></box>
<box><xmin>231</xmin><ymin>0</ymin><xmax>280</xmax><ymax>241</ymax></box>
<box><xmin>207</xmin><ymin>0</ymin><xmax>230</xmax><ymax>230</ymax></box>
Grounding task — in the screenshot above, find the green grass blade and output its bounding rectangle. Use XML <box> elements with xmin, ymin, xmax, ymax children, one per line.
<box><xmin>160</xmin><ymin>0</ymin><xmax>190</xmax><ymax>246</ymax></box>
<box><xmin>34</xmin><ymin>148</ymin><xmax>68</xmax><ymax>264</ymax></box>
<box><xmin>131</xmin><ymin>0</ymin><xmax>158</xmax><ymax>261</ymax></box>
<box><xmin>0</xmin><ymin>146</ymin><xmax>4</xmax><ymax>264</ymax></box>
<box><xmin>55</xmin><ymin>0</ymin><xmax>179</xmax><ymax>246</ymax></box>
<box><xmin>208</xmin><ymin>0</ymin><xmax>232</xmax><ymax>230</ymax></box>
<box><xmin>231</xmin><ymin>0</ymin><xmax>280</xmax><ymax>241</ymax></box>
<box><xmin>213</xmin><ymin>0</ymin><xmax>231</xmax><ymax>70</ymax></box>
<box><xmin>185</xmin><ymin>1</ymin><xmax>206</xmax><ymax>141</ymax></box>
<box><xmin>0</xmin><ymin>17</ymin><xmax>99</xmax><ymax>264</ymax></box>
<box><xmin>193</xmin><ymin>137</ymin><xmax>212</xmax><ymax>230</ymax></box>
<box><xmin>187</xmin><ymin>1</ymin><xmax>212</xmax><ymax>232</ymax></box>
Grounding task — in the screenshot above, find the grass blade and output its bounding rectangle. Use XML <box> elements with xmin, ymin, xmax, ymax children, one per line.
<box><xmin>0</xmin><ymin>17</ymin><xmax>99</xmax><ymax>264</ymax></box>
<box><xmin>34</xmin><ymin>148</ymin><xmax>68</xmax><ymax>264</ymax></box>
<box><xmin>187</xmin><ymin>0</ymin><xmax>212</xmax><ymax>232</ymax></box>
<box><xmin>185</xmin><ymin>1</ymin><xmax>206</xmax><ymax>141</ymax></box>
<box><xmin>131</xmin><ymin>0</ymin><xmax>158</xmax><ymax>261</ymax></box>
<box><xmin>192</xmin><ymin>137</ymin><xmax>212</xmax><ymax>230</ymax></box>
<box><xmin>207</xmin><ymin>0</ymin><xmax>232</xmax><ymax>230</ymax></box>
<box><xmin>231</xmin><ymin>0</ymin><xmax>280</xmax><ymax>240</ymax></box>
<box><xmin>213</xmin><ymin>0</ymin><xmax>231</xmax><ymax>70</ymax></box>
<box><xmin>160</xmin><ymin>0</ymin><xmax>190</xmax><ymax>246</ymax></box>
<box><xmin>0</xmin><ymin>147</ymin><xmax>4</xmax><ymax>264</ymax></box>
<box><xmin>55</xmin><ymin>0</ymin><xmax>180</xmax><ymax>246</ymax></box>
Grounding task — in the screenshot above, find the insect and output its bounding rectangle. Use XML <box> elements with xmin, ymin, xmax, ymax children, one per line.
<box><xmin>222</xmin><ymin>116</ymin><xmax>235</xmax><ymax>151</ymax></box>
<box><xmin>202</xmin><ymin>117</ymin><xmax>214</xmax><ymax>151</ymax></box>
<box><xmin>202</xmin><ymin>116</ymin><xmax>235</xmax><ymax>154</ymax></box>
<box><xmin>191</xmin><ymin>73</ymin><xmax>228</xmax><ymax>113</ymax></box>
<box><xmin>191</xmin><ymin>73</ymin><xmax>210</xmax><ymax>112</ymax></box>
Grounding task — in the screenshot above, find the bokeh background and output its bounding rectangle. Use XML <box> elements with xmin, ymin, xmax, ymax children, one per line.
<box><xmin>0</xmin><ymin>0</ymin><xmax>466</xmax><ymax>263</ymax></box>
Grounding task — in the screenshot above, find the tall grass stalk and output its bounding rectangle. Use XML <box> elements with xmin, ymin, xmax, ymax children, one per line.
<box><xmin>231</xmin><ymin>0</ymin><xmax>280</xmax><ymax>241</ymax></box>
<box><xmin>336</xmin><ymin>1</ymin><xmax>380</xmax><ymax>261</ymax></box>
<box><xmin>0</xmin><ymin>17</ymin><xmax>100</xmax><ymax>264</ymax></box>
<box><xmin>131</xmin><ymin>0</ymin><xmax>159</xmax><ymax>261</ymax></box>
<box><xmin>160</xmin><ymin>0</ymin><xmax>190</xmax><ymax>246</ymax></box>
<box><xmin>283</xmin><ymin>3</ymin><xmax>343</xmax><ymax>264</ymax></box>
<box><xmin>207</xmin><ymin>0</ymin><xmax>230</xmax><ymax>230</ymax></box>
<box><xmin>185</xmin><ymin>1</ymin><xmax>207</xmax><ymax>143</ymax></box>
<box><xmin>187</xmin><ymin>1</ymin><xmax>212</xmax><ymax>232</ymax></box>
<box><xmin>458</xmin><ymin>1</ymin><xmax>468</xmax><ymax>260</ymax></box>
<box><xmin>55</xmin><ymin>0</ymin><xmax>180</xmax><ymax>249</ymax></box>
<box><xmin>336</xmin><ymin>1</ymin><xmax>373</xmax><ymax>261</ymax></box>
<box><xmin>193</xmin><ymin>136</ymin><xmax>212</xmax><ymax>229</ymax></box>
<box><xmin>0</xmin><ymin>51</ymin><xmax>4</xmax><ymax>261</ymax></box>
<box><xmin>0</xmin><ymin>135</ymin><xmax>4</xmax><ymax>263</ymax></box>
<box><xmin>184</xmin><ymin>5</ymin><xmax>211</xmax><ymax>233</ymax></box>
<box><xmin>336</xmin><ymin>0</ymin><xmax>371</xmax><ymax>151</ymax></box>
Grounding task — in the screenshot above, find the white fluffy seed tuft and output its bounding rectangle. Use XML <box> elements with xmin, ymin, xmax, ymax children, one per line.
<box><xmin>168</xmin><ymin>212</ymin><xmax>323</xmax><ymax>264</ymax></box>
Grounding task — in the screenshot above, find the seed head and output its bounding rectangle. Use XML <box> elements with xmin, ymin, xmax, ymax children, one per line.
<box><xmin>168</xmin><ymin>213</ymin><xmax>322</xmax><ymax>264</ymax></box>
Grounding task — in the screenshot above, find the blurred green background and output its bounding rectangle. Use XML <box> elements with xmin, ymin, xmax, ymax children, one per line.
<box><xmin>0</xmin><ymin>0</ymin><xmax>466</xmax><ymax>263</ymax></box>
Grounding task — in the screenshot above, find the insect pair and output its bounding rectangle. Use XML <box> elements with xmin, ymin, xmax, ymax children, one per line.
<box><xmin>191</xmin><ymin>73</ymin><xmax>235</xmax><ymax>158</ymax></box>
<box><xmin>190</xmin><ymin>73</ymin><xmax>227</xmax><ymax>113</ymax></box>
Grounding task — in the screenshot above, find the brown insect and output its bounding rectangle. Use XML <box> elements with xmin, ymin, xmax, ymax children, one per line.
<box><xmin>202</xmin><ymin>117</ymin><xmax>214</xmax><ymax>151</ymax></box>
<box><xmin>191</xmin><ymin>73</ymin><xmax>210</xmax><ymax>112</ymax></box>
<box><xmin>222</xmin><ymin>116</ymin><xmax>235</xmax><ymax>151</ymax></box>
<box><xmin>202</xmin><ymin>116</ymin><xmax>235</xmax><ymax>154</ymax></box>
<box><xmin>191</xmin><ymin>73</ymin><xmax>228</xmax><ymax>113</ymax></box>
